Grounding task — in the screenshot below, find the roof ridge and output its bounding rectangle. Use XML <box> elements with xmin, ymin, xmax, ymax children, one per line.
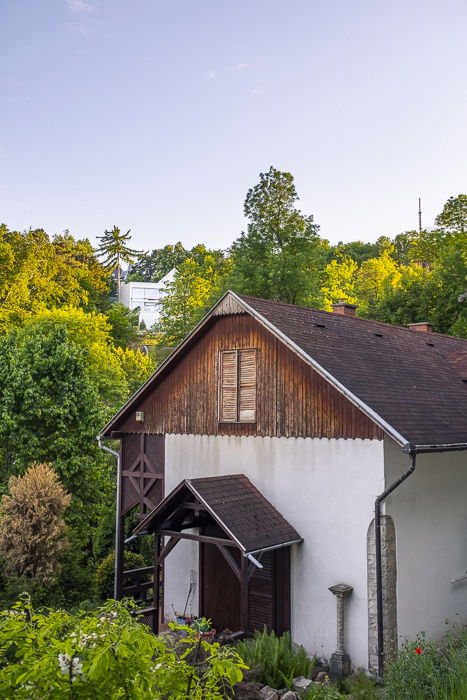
<box><xmin>235</xmin><ymin>292</ymin><xmax>466</xmax><ymax>341</ymax></box>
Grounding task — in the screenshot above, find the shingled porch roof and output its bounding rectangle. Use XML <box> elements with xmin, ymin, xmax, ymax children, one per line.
<box><xmin>133</xmin><ymin>474</ymin><xmax>303</xmax><ymax>555</ymax></box>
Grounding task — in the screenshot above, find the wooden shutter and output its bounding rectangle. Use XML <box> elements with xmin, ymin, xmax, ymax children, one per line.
<box><xmin>239</xmin><ymin>349</ymin><xmax>256</xmax><ymax>421</ymax></box>
<box><xmin>219</xmin><ymin>350</ymin><xmax>238</xmax><ymax>421</ymax></box>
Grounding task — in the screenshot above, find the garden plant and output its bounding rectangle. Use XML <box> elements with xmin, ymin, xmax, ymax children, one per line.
<box><xmin>0</xmin><ymin>595</ymin><xmax>246</xmax><ymax>699</ymax></box>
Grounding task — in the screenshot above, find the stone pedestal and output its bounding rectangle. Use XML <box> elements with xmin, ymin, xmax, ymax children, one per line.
<box><xmin>328</xmin><ymin>583</ymin><xmax>353</xmax><ymax>680</ymax></box>
<box><xmin>329</xmin><ymin>651</ymin><xmax>352</xmax><ymax>680</ymax></box>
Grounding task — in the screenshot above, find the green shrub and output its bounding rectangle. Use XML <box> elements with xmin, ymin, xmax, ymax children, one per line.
<box><xmin>382</xmin><ymin>626</ymin><xmax>467</xmax><ymax>700</ymax></box>
<box><xmin>95</xmin><ymin>550</ymin><xmax>146</xmax><ymax>600</ymax></box>
<box><xmin>334</xmin><ymin>671</ymin><xmax>378</xmax><ymax>698</ymax></box>
<box><xmin>236</xmin><ymin>628</ymin><xmax>317</xmax><ymax>689</ymax></box>
<box><xmin>303</xmin><ymin>683</ymin><xmax>341</xmax><ymax>699</ymax></box>
<box><xmin>0</xmin><ymin>596</ymin><xmax>246</xmax><ymax>698</ymax></box>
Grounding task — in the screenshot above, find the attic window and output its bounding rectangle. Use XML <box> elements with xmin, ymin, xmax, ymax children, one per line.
<box><xmin>373</xmin><ymin>332</ymin><xmax>383</xmax><ymax>338</ymax></box>
<box><xmin>218</xmin><ymin>349</ymin><xmax>257</xmax><ymax>422</ymax></box>
<box><xmin>314</xmin><ymin>323</ymin><xmax>326</xmax><ymax>328</ymax></box>
<box><xmin>426</xmin><ymin>342</ymin><xmax>435</xmax><ymax>347</ymax></box>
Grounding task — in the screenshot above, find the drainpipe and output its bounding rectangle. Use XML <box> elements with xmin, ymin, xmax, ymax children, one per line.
<box><xmin>97</xmin><ymin>436</ymin><xmax>122</xmax><ymax>600</ymax></box>
<box><xmin>375</xmin><ymin>441</ymin><xmax>467</xmax><ymax>680</ymax></box>
<box><xmin>375</xmin><ymin>445</ymin><xmax>416</xmax><ymax>681</ymax></box>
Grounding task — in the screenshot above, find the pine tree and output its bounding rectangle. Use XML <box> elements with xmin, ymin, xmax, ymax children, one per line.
<box><xmin>96</xmin><ymin>226</ymin><xmax>142</xmax><ymax>300</ymax></box>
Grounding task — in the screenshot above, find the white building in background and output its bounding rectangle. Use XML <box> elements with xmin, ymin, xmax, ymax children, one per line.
<box><xmin>119</xmin><ymin>268</ymin><xmax>176</xmax><ymax>329</ymax></box>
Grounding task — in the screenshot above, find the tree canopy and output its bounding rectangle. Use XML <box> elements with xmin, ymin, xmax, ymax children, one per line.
<box><xmin>0</xmin><ymin>225</ymin><xmax>108</xmax><ymax>333</ymax></box>
<box><xmin>228</xmin><ymin>166</ymin><xmax>325</xmax><ymax>305</ymax></box>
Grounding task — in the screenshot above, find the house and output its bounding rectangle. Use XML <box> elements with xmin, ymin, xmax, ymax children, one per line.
<box><xmin>119</xmin><ymin>268</ymin><xmax>176</xmax><ymax>328</ymax></box>
<box><xmin>98</xmin><ymin>291</ymin><xmax>467</xmax><ymax>675</ymax></box>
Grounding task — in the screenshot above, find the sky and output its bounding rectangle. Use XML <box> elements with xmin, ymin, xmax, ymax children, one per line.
<box><xmin>1</xmin><ymin>0</ymin><xmax>467</xmax><ymax>252</ymax></box>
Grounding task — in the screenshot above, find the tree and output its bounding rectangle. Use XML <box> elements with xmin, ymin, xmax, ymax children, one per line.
<box><xmin>329</xmin><ymin>240</ymin><xmax>379</xmax><ymax>265</ymax></box>
<box><xmin>228</xmin><ymin>167</ymin><xmax>324</xmax><ymax>305</ymax></box>
<box><xmin>105</xmin><ymin>303</ymin><xmax>140</xmax><ymax>348</ymax></box>
<box><xmin>0</xmin><ymin>322</ymin><xmax>111</xmax><ymax>525</ymax></box>
<box><xmin>112</xmin><ymin>346</ymin><xmax>154</xmax><ymax>394</ymax></box>
<box><xmin>435</xmin><ymin>194</ymin><xmax>467</xmax><ymax>234</ymax></box>
<box><xmin>155</xmin><ymin>248</ymin><xmax>231</xmax><ymax>346</ymax></box>
<box><xmin>353</xmin><ymin>248</ymin><xmax>402</xmax><ymax>317</ymax></box>
<box><xmin>127</xmin><ymin>242</ymin><xmax>189</xmax><ymax>282</ymax></box>
<box><xmin>96</xmin><ymin>226</ymin><xmax>142</xmax><ymax>300</ymax></box>
<box><xmin>0</xmin><ymin>464</ymin><xmax>71</xmax><ymax>584</ymax></box>
<box><xmin>0</xmin><ymin>225</ymin><xmax>109</xmax><ymax>333</ymax></box>
<box><xmin>321</xmin><ymin>255</ymin><xmax>358</xmax><ymax>310</ymax></box>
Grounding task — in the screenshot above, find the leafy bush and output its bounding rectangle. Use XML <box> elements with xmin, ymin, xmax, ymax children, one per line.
<box><xmin>236</xmin><ymin>628</ymin><xmax>317</xmax><ymax>689</ymax></box>
<box><xmin>95</xmin><ymin>550</ymin><xmax>147</xmax><ymax>600</ymax></box>
<box><xmin>0</xmin><ymin>596</ymin><xmax>246</xmax><ymax>699</ymax></box>
<box><xmin>382</xmin><ymin>626</ymin><xmax>467</xmax><ymax>700</ymax></box>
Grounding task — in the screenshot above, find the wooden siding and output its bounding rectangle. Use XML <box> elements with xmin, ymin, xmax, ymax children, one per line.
<box><xmin>117</xmin><ymin>314</ymin><xmax>383</xmax><ymax>440</ymax></box>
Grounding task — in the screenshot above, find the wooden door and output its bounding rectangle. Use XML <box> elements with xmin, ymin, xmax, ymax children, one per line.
<box><xmin>200</xmin><ymin>525</ymin><xmax>241</xmax><ymax>631</ymax></box>
<box><xmin>249</xmin><ymin>548</ymin><xmax>290</xmax><ymax>635</ymax></box>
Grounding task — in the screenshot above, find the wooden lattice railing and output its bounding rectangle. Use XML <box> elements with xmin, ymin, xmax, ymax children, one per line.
<box><xmin>123</xmin><ymin>566</ymin><xmax>158</xmax><ymax>632</ymax></box>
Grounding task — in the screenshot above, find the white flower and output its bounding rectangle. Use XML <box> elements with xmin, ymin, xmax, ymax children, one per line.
<box><xmin>58</xmin><ymin>653</ymin><xmax>83</xmax><ymax>680</ymax></box>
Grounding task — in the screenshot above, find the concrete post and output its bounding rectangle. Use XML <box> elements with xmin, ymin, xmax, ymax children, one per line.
<box><xmin>328</xmin><ymin>583</ymin><xmax>353</xmax><ymax>680</ymax></box>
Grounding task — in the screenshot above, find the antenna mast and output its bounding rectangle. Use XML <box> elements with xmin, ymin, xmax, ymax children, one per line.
<box><xmin>418</xmin><ymin>197</ymin><xmax>422</xmax><ymax>232</ymax></box>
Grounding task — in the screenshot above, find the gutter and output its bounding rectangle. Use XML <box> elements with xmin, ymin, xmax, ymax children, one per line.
<box><xmin>97</xmin><ymin>436</ymin><xmax>123</xmax><ymax>600</ymax></box>
<box><xmin>375</xmin><ymin>441</ymin><xmax>467</xmax><ymax>680</ymax></box>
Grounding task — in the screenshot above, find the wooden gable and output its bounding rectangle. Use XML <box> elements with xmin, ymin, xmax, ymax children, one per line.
<box><xmin>116</xmin><ymin>313</ymin><xmax>382</xmax><ymax>440</ymax></box>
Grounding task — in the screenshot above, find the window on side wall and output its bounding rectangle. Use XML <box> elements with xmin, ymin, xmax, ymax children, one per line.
<box><xmin>218</xmin><ymin>349</ymin><xmax>257</xmax><ymax>422</ymax></box>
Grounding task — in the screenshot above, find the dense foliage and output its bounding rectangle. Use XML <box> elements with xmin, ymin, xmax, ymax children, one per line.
<box><xmin>0</xmin><ymin>597</ymin><xmax>246</xmax><ymax>699</ymax></box>
<box><xmin>95</xmin><ymin>551</ymin><xmax>147</xmax><ymax>601</ymax></box>
<box><xmin>150</xmin><ymin>174</ymin><xmax>466</xmax><ymax>344</ymax></box>
<box><xmin>0</xmin><ymin>226</ymin><xmax>108</xmax><ymax>333</ymax></box>
<box><xmin>381</xmin><ymin>627</ymin><xmax>467</xmax><ymax>700</ymax></box>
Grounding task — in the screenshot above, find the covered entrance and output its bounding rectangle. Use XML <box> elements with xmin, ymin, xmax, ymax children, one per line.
<box><xmin>132</xmin><ymin>474</ymin><xmax>302</xmax><ymax>634</ymax></box>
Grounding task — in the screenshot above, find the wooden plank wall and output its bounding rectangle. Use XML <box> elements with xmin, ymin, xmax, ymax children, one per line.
<box><xmin>117</xmin><ymin>314</ymin><xmax>383</xmax><ymax>440</ymax></box>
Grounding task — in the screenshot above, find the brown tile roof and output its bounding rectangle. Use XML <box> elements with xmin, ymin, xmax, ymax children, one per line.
<box><xmin>238</xmin><ymin>294</ymin><xmax>467</xmax><ymax>446</ymax></box>
<box><xmin>134</xmin><ymin>474</ymin><xmax>302</xmax><ymax>554</ymax></box>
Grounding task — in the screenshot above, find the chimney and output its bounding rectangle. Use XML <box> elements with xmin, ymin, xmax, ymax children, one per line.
<box><xmin>332</xmin><ymin>302</ymin><xmax>357</xmax><ymax>317</ymax></box>
<box><xmin>407</xmin><ymin>322</ymin><xmax>433</xmax><ymax>333</ymax></box>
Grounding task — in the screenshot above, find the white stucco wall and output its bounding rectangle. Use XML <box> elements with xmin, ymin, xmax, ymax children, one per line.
<box><xmin>384</xmin><ymin>438</ymin><xmax>467</xmax><ymax>644</ymax></box>
<box><xmin>163</xmin><ymin>434</ymin><xmax>384</xmax><ymax>669</ymax></box>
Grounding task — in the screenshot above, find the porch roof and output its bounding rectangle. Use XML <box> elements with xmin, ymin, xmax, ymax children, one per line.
<box><xmin>133</xmin><ymin>474</ymin><xmax>303</xmax><ymax>555</ymax></box>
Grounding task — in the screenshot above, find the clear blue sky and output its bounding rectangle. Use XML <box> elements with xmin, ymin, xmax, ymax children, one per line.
<box><xmin>1</xmin><ymin>0</ymin><xmax>466</xmax><ymax>251</ymax></box>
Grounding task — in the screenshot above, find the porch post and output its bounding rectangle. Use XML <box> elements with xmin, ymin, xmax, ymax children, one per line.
<box><xmin>240</xmin><ymin>556</ymin><xmax>249</xmax><ymax>631</ymax></box>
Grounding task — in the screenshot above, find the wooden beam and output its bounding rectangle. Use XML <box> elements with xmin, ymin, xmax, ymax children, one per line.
<box><xmin>155</xmin><ymin>529</ymin><xmax>238</xmax><ymax>548</ymax></box>
<box><xmin>240</xmin><ymin>556</ymin><xmax>249</xmax><ymax>631</ymax></box>
<box><xmin>216</xmin><ymin>545</ymin><xmax>240</xmax><ymax>580</ymax></box>
<box><xmin>180</xmin><ymin>501</ymin><xmax>208</xmax><ymax>511</ymax></box>
<box><xmin>122</xmin><ymin>471</ymin><xmax>164</xmax><ymax>480</ymax></box>
<box><xmin>156</xmin><ymin>536</ymin><xmax>179</xmax><ymax>565</ymax></box>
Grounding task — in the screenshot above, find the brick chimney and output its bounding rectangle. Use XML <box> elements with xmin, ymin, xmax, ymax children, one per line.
<box><xmin>332</xmin><ymin>302</ymin><xmax>357</xmax><ymax>317</ymax></box>
<box><xmin>407</xmin><ymin>322</ymin><xmax>433</xmax><ymax>333</ymax></box>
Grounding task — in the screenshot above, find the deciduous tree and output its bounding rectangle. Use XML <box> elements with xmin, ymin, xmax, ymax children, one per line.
<box><xmin>228</xmin><ymin>167</ymin><xmax>324</xmax><ymax>305</ymax></box>
<box><xmin>128</xmin><ymin>242</ymin><xmax>188</xmax><ymax>282</ymax></box>
<box><xmin>155</xmin><ymin>248</ymin><xmax>231</xmax><ymax>346</ymax></box>
<box><xmin>0</xmin><ymin>225</ymin><xmax>108</xmax><ymax>333</ymax></box>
